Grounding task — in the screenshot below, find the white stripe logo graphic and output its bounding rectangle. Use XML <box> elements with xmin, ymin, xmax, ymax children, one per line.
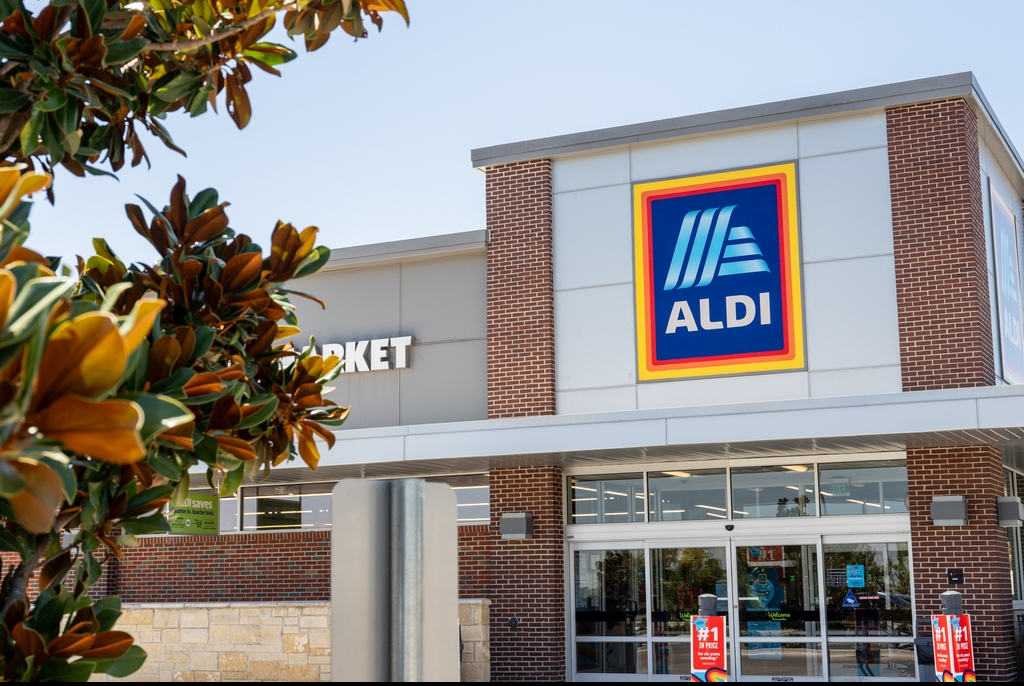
<box><xmin>662</xmin><ymin>205</ymin><xmax>770</xmax><ymax>290</ymax></box>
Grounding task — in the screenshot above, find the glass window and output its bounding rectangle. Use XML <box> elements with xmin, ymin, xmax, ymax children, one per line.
<box><xmin>648</xmin><ymin>470</ymin><xmax>727</xmax><ymax>521</ymax></box>
<box><xmin>819</xmin><ymin>461</ymin><xmax>908</xmax><ymax>515</ymax></box>
<box><xmin>731</xmin><ymin>465</ymin><xmax>816</xmax><ymax>518</ymax></box>
<box><xmin>576</xmin><ymin>642</ymin><xmax>646</xmax><ymax>674</ymax></box>
<box><xmin>651</xmin><ymin>547</ymin><xmax>729</xmax><ymax>636</ymax></box>
<box><xmin>739</xmin><ymin>643</ymin><xmax>822</xmax><ymax>678</ymax></box>
<box><xmin>736</xmin><ymin>544</ymin><xmax>820</xmax><ymax>637</ymax></box>
<box><xmin>569</xmin><ymin>474</ymin><xmax>645</xmax><ymax>524</ymax></box>
<box><xmin>574</xmin><ymin>549</ymin><xmax>646</xmax><ymax>637</ymax></box>
<box><xmin>428</xmin><ymin>474</ymin><xmax>489</xmax><ymax>526</ymax></box>
<box><xmin>652</xmin><ymin>642</ymin><xmax>690</xmax><ymax>675</ymax></box>
<box><xmin>220</xmin><ymin>493</ymin><xmax>238</xmax><ymax>532</ymax></box>
<box><xmin>827</xmin><ymin>643</ymin><xmax>915</xmax><ymax>678</ymax></box>
<box><xmin>823</xmin><ymin>542</ymin><xmax>912</xmax><ymax>637</ymax></box>
<box><xmin>242</xmin><ymin>483</ymin><xmax>333</xmax><ymax>531</ymax></box>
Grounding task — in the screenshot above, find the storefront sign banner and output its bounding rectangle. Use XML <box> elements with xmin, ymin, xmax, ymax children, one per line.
<box><xmin>633</xmin><ymin>163</ymin><xmax>804</xmax><ymax>380</ymax></box>
<box><xmin>991</xmin><ymin>183</ymin><xmax>1024</xmax><ymax>385</ymax></box>
<box><xmin>168</xmin><ymin>493</ymin><xmax>218</xmax><ymax>535</ymax></box>
<box><xmin>690</xmin><ymin>614</ymin><xmax>727</xmax><ymax>682</ymax></box>
<box><xmin>931</xmin><ymin>614</ymin><xmax>977</xmax><ymax>682</ymax></box>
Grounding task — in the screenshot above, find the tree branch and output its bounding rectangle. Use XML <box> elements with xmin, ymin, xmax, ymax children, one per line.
<box><xmin>142</xmin><ymin>5</ymin><xmax>296</xmax><ymax>53</ymax></box>
<box><xmin>1</xmin><ymin>535</ymin><xmax>47</xmax><ymax>621</ymax></box>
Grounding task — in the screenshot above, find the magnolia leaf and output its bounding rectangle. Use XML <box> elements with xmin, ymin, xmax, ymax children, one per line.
<box><xmin>292</xmin><ymin>245</ymin><xmax>331</xmax><ymax>279</ymax></box>
<box><xmin>118</xmin><ymin>514</ymin><xmax>170</xmax><ymax>536</ymax></box>
<box><xmin>119</xmin><ymin>299</ymin><xmax>165</xmax><ymax>355</ymax></box>
<box><xmin>98</xmin><ymin>282</ymin><xmax>131</xmax><ymax>312</ymax></box>
<box><xmin>153</xmin><ymin>72</ymin><xmax>204</xmax><ymax>103</ymax></box>
<box><xmin>0</xmin><ymin>459</ymin><xmax>25</xmax><ymax>497</ymax></box>
<box><xmin>219</xmin><ymin>464</ymin><xmax>244</xmax><ymax>496</ymax></box>
<box><xmin>8</xmin><ymin>461</ymin><xmax>63</xmax><ymax>534</ymax></box>
<box><xmin>79</xmin><ymin>645</ymin><xmax>147</xmax><ymax>677</ymax></box>
<box><xmin>0</xmin><ymin>88</ymin><xmax>29</xmax><ymax>115</ymax></box>
<box><xmin>33</xmin><ymin>312</ymin><xmax>126</xmax><ymax>409</ymax></box>
<box><xmin>242</xmin><ymin>42</ymin><xmax>297</xmax><ymax>66</ymax></box>
<box><xmin>235</xmin><ymin>395</ymin><xmax>279</xmax><ymax>429</ymax></box>
<box><xmin>119</xmin><ymin>393</ymin><xmax>194</xmax><ymax>444</ymax></box>
<box><xmin>31</xmin><ymin>396</ymin><xmax>145</xmax><ymax>463</ymax></box>
<box><xmin>102</xmin><ymin>37</ymin><xmax>148</xmax><ymax>67</ymax></box>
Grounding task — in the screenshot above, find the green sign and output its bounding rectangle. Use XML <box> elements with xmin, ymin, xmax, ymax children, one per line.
<box><xmin>169</xmin><ymin>494</ymin><xmax>219</xmax><ymax>535</ymax></box>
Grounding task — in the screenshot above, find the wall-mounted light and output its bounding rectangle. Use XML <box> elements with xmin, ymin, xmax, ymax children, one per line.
<box><xmin>500</xmin><ymin>513</ymin><xmax>534</xmax><ymax>540</ymax></box>
<box><xmin>931</xmin><ymin>495</ymin><xmax>967</xmax><ymax>526</ymax></box>
<box><xmin>998</xmin><ymin>496</ymin><xmax>1024</xmax><ymax>527</ymax></box>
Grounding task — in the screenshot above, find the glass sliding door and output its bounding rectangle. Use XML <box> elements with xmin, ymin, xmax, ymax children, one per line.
<box><xmin>574</xmin><ymin>548</ymin><xmax>647</xmax><ymax>676</ymax></box>
<box><xmin>732</xmin><ymin>542</ymin><xmax>824</xmax><ymax>680</ymax></box>
<box><xmin>649</xmin><ymin>546</ymin><xmax>729</xmax><ymax>676</ymax></box>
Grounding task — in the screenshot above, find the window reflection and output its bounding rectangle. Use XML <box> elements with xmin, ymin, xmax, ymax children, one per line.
<box><xmin>242</xmin><ymin>483</ymin><xmax>333</xmax><ymax>531</ymax></box>
<box><xmin>576</xmin><ymin>642</ymin><xmax>647</xmax><ymax>674</ymax></box>
<box><xmin>648</xmin><ymin>470</ymin><xmax>727</xmax><ymax>521</ymax></box>
<box><xmin>823</xmin><ymin>542</ymin><xmax>912</xmax><ymax>637</ymax></box>
<box><xmin>819</xmin><ymin>461</ymin><xmax>908</xmax><ymax>516</ymax></box>
<box><xmin>739</xmin><ymin>643</ymin><xmax>822</xmax><ymax>677</ymax></box>
<box><xmin>569</xmin><ymin>475</ymin><xmax>645</xmax><ymax>524</ymax></box>
<box><xmin>732</xmin><ymin>465</ymin><xmax>816</xmax><ymax>518</ymax></box>
<box><xmin>574</xmin><ymin>549</ymin><xmax>646</xmax><ymax>637</ymax></box>
<box><xmin>736</xmin><ymin>544</ymin><xmax>820</xmax><ymax>637</ymax></box>
<box><xmin>651</xmin><ymin>547</ymin><xmax>728</xmax><ymax>636</ymax></box>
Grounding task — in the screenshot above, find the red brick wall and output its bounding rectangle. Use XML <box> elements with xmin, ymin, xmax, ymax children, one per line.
<box><xmin>886</xmin><ymin>99</ymin><xmax>995</xmax><ymax>390</ymax></box>
<box><xmin>485</xmin><ymin>160</ymin><xmax>555</xmax><ymax>419</ymax></box>
<box><xmin>907</xmin><ymin>446</ymin><xmax>1016</xmax><ymax>680</ymax></box>
<box><xmin>458</xmin><ymin>524</ymin><xmax>492</xmax><ymax>598</ymax></box>
<box><xmin>489</xmin><ymin>466</ymin><xmax>564</xmax><ymax>681</ymax></box>
<box><xmin>114</xmin><ymin>531</ymin><xmax>330</xmax><ymax>602</ymax></box>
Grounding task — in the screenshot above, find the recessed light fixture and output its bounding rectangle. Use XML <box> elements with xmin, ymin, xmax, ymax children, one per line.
<box><xmin>782</xmin><ymin>465</ymin><xmax>809</xmax><ymax>472</ymax></box>
<box><xmin>663</xmin><ymin>471</ymin><xmax>692</xmax><ymax>478</ymax></box>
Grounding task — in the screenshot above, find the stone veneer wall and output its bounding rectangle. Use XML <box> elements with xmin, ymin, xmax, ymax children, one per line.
<box><xmin>459</xmin><ymin>599</ymin><xmax>491</xmax><ymax>682</ymax></box>
<box><xmin>90</xmin><ymin>602</ymin><xmax>331</xmax><ymax>682</ymax></box>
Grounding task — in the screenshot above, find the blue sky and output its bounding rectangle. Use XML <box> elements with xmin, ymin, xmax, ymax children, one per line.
<box><xmin>25</xmin><ymin>0</ymin><xmax>1024</xmax><ymax>263</ymax></box>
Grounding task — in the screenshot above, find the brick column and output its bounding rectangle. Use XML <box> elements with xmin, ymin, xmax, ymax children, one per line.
<box><xmin>887</xmin><ymin>99</ymin><xmax>994</xmax><ymax>391</ymax></box>
<box><xmin>489</xmin><ymin>467</ymin><xmax>564</xmax><ymax>681</ymax></box>
<box><xmin>907</xmin><ymin>446</ymin><xmax>1016</xmax><ymax>680</ymax></box>
<box><xmin>485</xmin><ymin>160</ymin><xmax>555</xmax><ymax>419</ymax></box>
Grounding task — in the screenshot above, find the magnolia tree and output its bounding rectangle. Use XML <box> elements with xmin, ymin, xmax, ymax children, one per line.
<box><xmin>0</xmin><ymin>0</ymin><xmax>408</xmax><ymax>178</ymax></box>
<box><xmin>0</xmin><ymin>168</ymin><xmax>348</xmax><ymax>680</ymax></box>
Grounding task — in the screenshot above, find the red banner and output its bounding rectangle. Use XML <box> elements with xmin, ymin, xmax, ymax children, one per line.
<box><xmin>690</xmin><ymin>615</ymin><xmax>727</xmax><ymax>682</ymax></box>
<box><xmin>931</xmin><ymin>614</ymin><xmax>976</xmax><ymax>682</ymax></box>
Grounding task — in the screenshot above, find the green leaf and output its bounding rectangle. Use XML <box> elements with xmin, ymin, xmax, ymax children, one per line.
<box><xmin>35</xmin><ymin>88</ymin><xmax>67</xmax><ymax>113</ymax></box>
<box><xmin>41</xmin><ymin>114</ymin><xmax>64</xmax><ymax>162</ymax></box>
<box><xmin>235</xmin><ymin>395</ymin><xmax>279</xmax><ymax>429</ymax></box>
<box><xmin>19</xmin><ymin>108</ymin><xmax>43</xmax><ymax>156</ymax></box>
<box><xmin>242</xmin><ymin>42</ymin><xmax>297</xmax><ymax>66</ymax></box>
<box><xmin>292</xmin><ymin>245</ymin><xmax>331</xmax><ymax>279</ymax></box>
<box><xmin>81</xmin><ymin>645</ymin><xmax>147</xmax><ymax>677</ymax></box>
<box><xmin>153</xmin><ymin>71</ymin><xmax>204</xmax><ymax>103</ymax></box>
<box><xmin>0</xmin><ymin>459</ymin><xmax>24</xmax><ymax>497</ymax></box>
<box><xmin>120</xmin><ymin>393</ymin><xmax>194</xmax><ymax>444</ymax></box>
<box><xmin>92</xmin><ymin>595</ymin><xmax>121</xmax><ymax>632</ymax></box>
<box><xmin>0</xmin><ymin>278</ymin><xmax>75</xmax><ymax>369</ymax></box>
<box><xmin>146</xmin><ymin>451</ymin><xmax>181</xmax><ymax>480</ymax></box>
<box><xmin>0</xmin><ymin>32</ymin><xmax>30</xmax><ymax>59</ymax></box>
<box><xmin>125</xmin><ymin>484</ymin><xmax>174</xmax><ymax>514</ymax></box>
<box><xmin>219</xmin><ymin>464</ymin><xmax>243</xmax><ymax>496</ymax></box>
<box><xmin>99</xmin><ymin>281</ymin><xmax>132</xmax><ymax>312</ymax></box>
<box><xmin>38</xmin><ymin>657</ymin><xmax>96</xmax><ymax>682</ymax></box>
<box><xmin>188</xmin><ymin>189</ymin><xmax>218</xmax><ymax>220</ymax></box>
<box><xmin>190</xmin><ymin>325</ymin><xmax>215</xmax><ymax>361</ymax></box>
<box><xmin>38</xmin><ymin>456</ymin><xmax>75</xmax><ymax>503</ymax></box>
<box><xmin>103</xmin><ymin>37</ymin><xmax>148</xmax><ymax>67</ymax></box>
<box><xmin>0</xmin><ymin>88</ymin><xmax>28</xmax><ymax>115</ymax></box>
<box><xmin>149</xmin><ymin>367</ymin><xmax>196</xmax><ymax>398</ymax></box>
<box><xmin>77</xmin><ymin>0</ymin><xmax>107</xmax><ymax>36</ymax></box>
<box><xmin>119</xmin><ymin>512</ymin><xmax>171</xmax><ymax>535</ymax></box>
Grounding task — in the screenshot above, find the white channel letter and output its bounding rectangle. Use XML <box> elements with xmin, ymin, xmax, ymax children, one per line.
<box><xmin>390</xmin><ymin>336</ymin><xmax>413</xmax><ymax>368</ymax></box>
<box><xmin>369</xmin><ymin>339</ymin><xmax>390</xmax><ymax>371</ymax></box>
<box><xmin>726</xmin><ymin>295</ymin><xmax>756</xmax><ymax>328</ymax></box>
<box><xmin>345</xmin><ymin>340</ymin><xmax>370</xmax><ymax>373</ymax></box>
<box><xmin>321</xmin><ymin>343</ymin><xmax>346</xmax><ymax>371</ymax></box>
<box><xmin>666</xmin><ymin>302</ymin><xmax>697</xmax><ymax>333</ymax></box>
<box><xmin>699</xmin><ymin>299</ymin><xmax>723</xmax><ymax>330</ymax></box>
<box><xmin>759</xmin><ymin>292</ymin><xmax>771</xmax><ymax>325</ymax></box>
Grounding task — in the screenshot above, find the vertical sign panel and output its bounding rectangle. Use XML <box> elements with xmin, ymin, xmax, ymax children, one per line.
<box><xmin>633</xmin><ymin>164</ymin><xmax>804</xmax><ymax>380</ymax></box>
<box><xmin>991</xmin><ymin>183</ymin><xmax>1024</xmax><ymax>384</ymax></box>
<box><xmin>690</xmin><ymin>614</ymin><xmax>727</xmax><ymax>681</ymax></box>
<box><xmin>931</xmin><ymin>614</ymin><xmax>976</xmax><ymax>682</ymax></box>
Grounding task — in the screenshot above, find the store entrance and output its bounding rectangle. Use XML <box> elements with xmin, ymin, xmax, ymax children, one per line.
<box><xmin>571</xmin><ymin>535</ymin><xmax>915</xmax><ymax>682</ymax></box>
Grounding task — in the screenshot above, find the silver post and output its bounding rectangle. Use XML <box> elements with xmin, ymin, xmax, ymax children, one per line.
<box><xmin>940</xmin><ymin>590</ymin><xmax>963</xmax><ymax>616</ymax></box>
<box><xmin>698</xmin><ymin>593</ymin><xmax>718</xmax><ymax>617</ymax></box>
<box><xmin>391</xmin><ymin>479</ymin><xmax>424</xmax><ymax>682</ymax></box>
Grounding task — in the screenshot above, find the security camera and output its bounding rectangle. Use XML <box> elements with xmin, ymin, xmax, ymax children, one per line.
<box><xmin>725</xmin><ymin>524</ymin><xmax>735</xmax><ymax>531</ymax></box>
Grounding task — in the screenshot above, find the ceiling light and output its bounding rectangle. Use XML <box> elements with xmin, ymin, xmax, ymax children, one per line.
<box><xmin>782</xmin><ymin>465</ymin><xmax>809</xmax><ymax>472</ymax></box>
<box><xmin>663</xmin><ymin>471</ymin><xmax>691</xmax><ymax>478</ymax></box>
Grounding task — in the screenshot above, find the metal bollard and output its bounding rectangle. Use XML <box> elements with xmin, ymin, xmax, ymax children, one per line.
<box><xmin>391</xmin><ymin>479</ymin><xmax>425</xmax><ymax>682</ymax></box>
<box><xmin>940</xmin><ymin>589</ymin><xmax>963</xmax><ymax>616</ymax></box>
<box><xmin>698</xmin><ymin>593</ymin><xmax>718</xmax><ymax>617</ymax></box>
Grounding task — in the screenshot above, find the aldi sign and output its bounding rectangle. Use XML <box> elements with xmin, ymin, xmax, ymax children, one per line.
<box><xmin>633</xmin><ymin>164</ymin><xmax>805</xmax><ymax>380</ymax></box>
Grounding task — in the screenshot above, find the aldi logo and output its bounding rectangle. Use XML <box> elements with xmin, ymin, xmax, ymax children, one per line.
<box><xmin>633</xmin><ymin>163</ymin><xmax>805</xmax><ymax>380</ymax></box>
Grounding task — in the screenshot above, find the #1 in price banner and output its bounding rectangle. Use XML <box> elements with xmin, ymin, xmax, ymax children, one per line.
<box><xmin>930</xmin><ymin>614</ymin><xmax>976</xmax><ymax>682</ymax></box>
<box><xmin>690</xmin><ymin>615</ymin><xmax>727</xmax><ymax>682</ymax></box>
